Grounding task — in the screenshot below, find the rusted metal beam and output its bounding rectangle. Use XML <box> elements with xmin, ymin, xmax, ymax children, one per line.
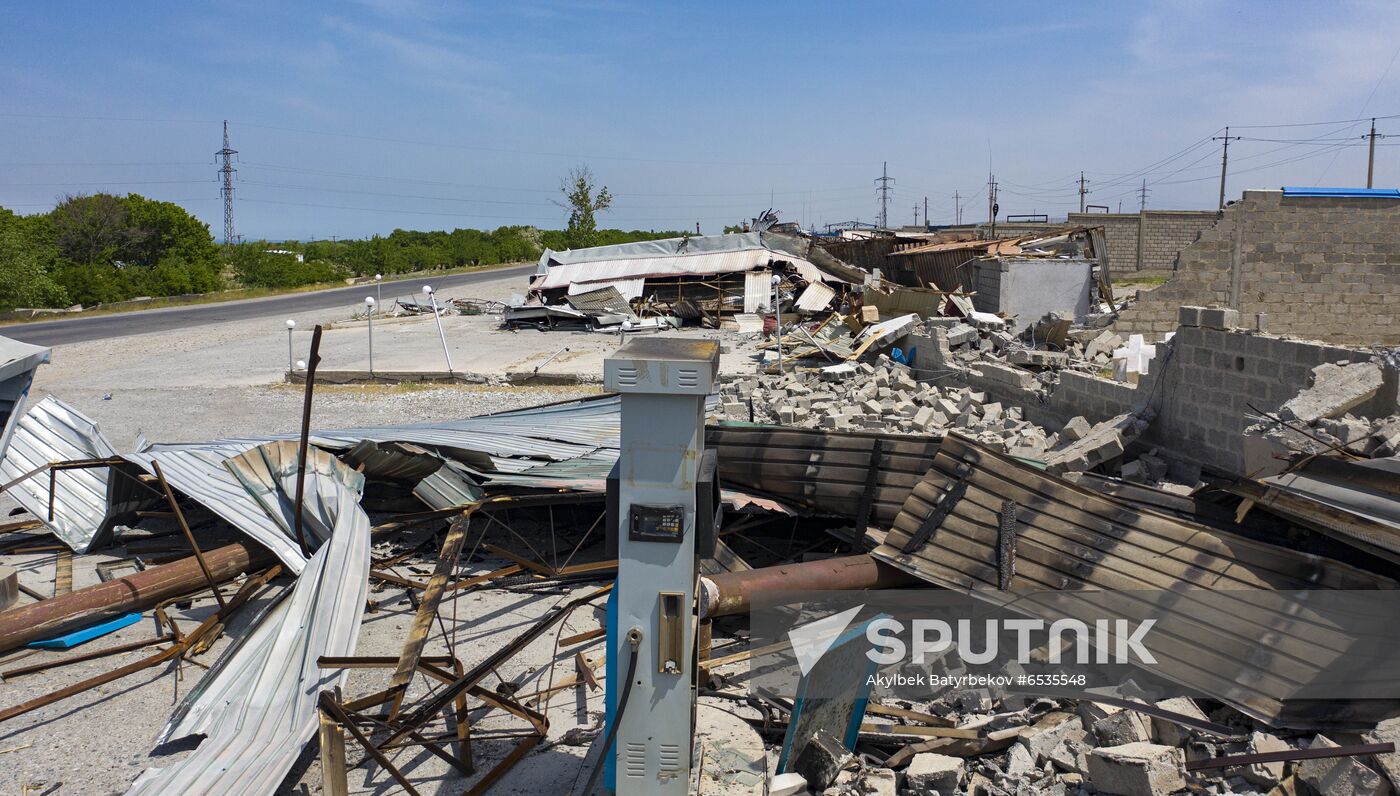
<box><xmin>380</xmin><ymin>585</ymin><xmax>610</xmax><ymax>750</ymax></box>
<box><xmin>699</xmin><ymin>554</ymin><xmax>921</xmax><ymax>619</ymax></box>
<box><xmin>292</xmin><ymin>324</ymin><xmax>324</xmax><ymax>559</ymax></box>
<box><xmin>151</xmin><ymin>459</ymin><xmax>226</xmax><ymax>610</ymax></box>
<box><xmin>0</xmin><ymin>540</ymin><xmax>273</xmax><ymax>654</ymax></box>
<box><xmin>1187</xmin><ymin>742</ymin><xmax>1395</xmax><ymax>771</ymax></box>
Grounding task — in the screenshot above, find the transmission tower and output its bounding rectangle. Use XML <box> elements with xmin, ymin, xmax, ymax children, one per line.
<box><xmin>216</xmin><ymin>120</ymin><xmax>238</xmax><ymax>244</ymax></box>
<box><xmin>1138</xmin><ymin>179</ymin><xmax>1151</xmax><ymax>212</ymax></box>
<box><xmin>874</xmin><ymin>162</ymin><xmax>895</xmax><ymax>229</ymax></box>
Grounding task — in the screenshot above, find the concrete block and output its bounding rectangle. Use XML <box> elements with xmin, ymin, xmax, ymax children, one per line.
<box><xmin>1177</xmin><ymin>305</ymin><xmax>1206</xmax><ymax>327</ymax></box>
<box><xmin>792</xmin><ymin>728</ymin><xmax>852</xmax><ymax>790</ymax></box>
<box><xmin>858</xmin><ymin>767</ymin><xmax>896</xmax><ymax>796</ymax></box>
<box><xmin>1019</xmin><ymin>714</ymin><xmax>1088</xmax><ymax>768</ymax></box>
<box><xmin>1297</xmin><ymin>735</ymin><xmax>1389</xmax><ymax>796</ymax></box>
<box><xmin>1092</xmin><ymin>711</ymin><xmax>1152</xmax><ymax>747</ymax></box>
<box><xmin>1086</xmin><ymin>742</ymin><xmax>1186</xmax><ymax>796</ymax></box>
<box><xmin>1008</xmin><ymin>348</ymin><xmax>1071</xmax><ymax>368</ymax></box>
<box><xmin>1061</xmin><ymin>416</ymin><xmax>1091</xmax><ymax>441</ymax></box>
<box><xmin>982</xmin><ymin>402</ymin><xmax>1003</xmax><ymax>423</ymax></box>
<box><xmin>768</xmin><ymin>772</ymin><xmax>809</xmax><ymax>796</ymax></box>
<box><xmin>1199</xmin><ymin>306</ymin><xmax>1240</xmax><ymax>330</ymax></box>
<box><xmin>904</xmin><ymin>752</ymin><xmax>963</xmax><ymax>795</ymax></box>
<box><xmin>1149</xmin><ymin>698</ymin><xmax>1207</xmax><ymax>748</ymax></box>
<box><xmin>1364</xmin><ymin>717</ymin><xmax>1400</xmax><ymax>791</ymax></box>
<box><xmin>946</xmin><ymin>323</ymin><xmax>978</xmax><ymax>347</ymax></box>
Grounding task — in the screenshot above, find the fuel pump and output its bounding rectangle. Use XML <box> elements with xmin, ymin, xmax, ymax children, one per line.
<box><xmin>597</xmin><ymin>338</ymin><xmax>719</xmax><ymax>795</ymax></box>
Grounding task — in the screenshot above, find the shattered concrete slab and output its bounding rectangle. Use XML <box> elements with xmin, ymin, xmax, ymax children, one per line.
<box><xmin>1280</xmin><ymin>360</ymin><xmax>1384</xmax><ymax>424</ymax></box>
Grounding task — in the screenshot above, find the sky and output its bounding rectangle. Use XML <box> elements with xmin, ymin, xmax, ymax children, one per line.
<box><xmin>2</xmin><ymin>0</ymin><xmax>1400</xmax><ymax>240</ymax></box>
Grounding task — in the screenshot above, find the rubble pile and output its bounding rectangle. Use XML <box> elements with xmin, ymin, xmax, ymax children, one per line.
<box><xmin>714</xmin><ymin>358</ymin><xmax>1055</xmax><ymax>459</ymax></box>
<box><xmin>774</xmin><ymin>686</ymin><xmax>1400</xmax><ymax>796</ymax></box>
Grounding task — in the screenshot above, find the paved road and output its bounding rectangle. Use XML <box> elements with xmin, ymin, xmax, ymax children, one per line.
<box><xmin>0</xmin><ymin>264</ymin><xmax>535</xmax><ymax>347</ymax></box>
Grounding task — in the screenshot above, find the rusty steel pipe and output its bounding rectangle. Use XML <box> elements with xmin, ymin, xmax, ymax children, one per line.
<box><xmin>0</xmin><ymin>541</ymin><xmax>274</xmax><ymax>654</ymax></box>
<box><xmin>699</xmin><ymin>554</ymin><xmax>921</xmax><ymax>619</ymax></box>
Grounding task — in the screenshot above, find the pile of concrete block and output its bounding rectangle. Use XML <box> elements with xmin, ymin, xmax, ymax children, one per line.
<box><xmin>713</xmin><ymin>359</ymin><xmax>1056</xmax><ymax>458</ymax></box>
<box><xmin>1243</xmin><ymin>356</ymin><xmax>1400</xmax><ymax>475</ymax></box>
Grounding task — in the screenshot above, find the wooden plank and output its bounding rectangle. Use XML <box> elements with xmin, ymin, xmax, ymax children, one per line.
<box><xmin>54</xmin><ymin>551</ymin><xmax>72</xmax><ymax>596</ymax></box>
<box><xmin>318</xmin><ymin>710</ymin><xmax>349</xmax><ymax>796</ymax></box>
<box><xmin>386</xmin><ymin>513</ymin><xmax>473</xmax><ymax>717</ymax></box>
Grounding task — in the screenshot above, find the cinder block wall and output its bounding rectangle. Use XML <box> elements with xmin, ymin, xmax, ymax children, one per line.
<box><xmin>909</xmin><ymin>319</ymin><xmax>1372</xmax><ymax>477</ymax></box>
<box><xmin>1110</xmin><ymin>190</ymin><xmax>1400</xmax><ymax>345</ymax></box>
<box><xmin>1067</xmin><ymin>210</ymin><xmax>1218</xmax><ymax>275</ymax></box>
<box><xmin>1144</xmin><ymin>324</ymin><xmax>1363</xmax><ymax>474</ymax></box>
<box><xmin>1071</xmin><ymin>213</ymin><xmax>1139</xmax><ymax>272</ymax></box>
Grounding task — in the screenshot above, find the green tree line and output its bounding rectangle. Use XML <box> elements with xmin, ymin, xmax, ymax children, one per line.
<box><xmin>0</xmin><ymin>193</ymin><xmax>682</xmax><ymax>311</ymax></box>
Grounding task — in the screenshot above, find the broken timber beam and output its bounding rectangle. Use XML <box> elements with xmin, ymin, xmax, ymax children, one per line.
<box><xmin>0</xmin><ymin>540</ymin><xmax>273</xmax><ymax>654</ymax></box>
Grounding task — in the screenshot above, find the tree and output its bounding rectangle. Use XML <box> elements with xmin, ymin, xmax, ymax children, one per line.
<box><xmin>558</xmin><ymin>165</ymin><xmax>612</xmax><ymax>249</ymax></box>
<box><xmin>50</xmin><ymin>194</ymin><xmax>129</xmax><ymax>266</ymax></box>
<box><xmin>0</xmin><ymin>214</ymin><xmax>67</xmax><ymax>311</ymax></box>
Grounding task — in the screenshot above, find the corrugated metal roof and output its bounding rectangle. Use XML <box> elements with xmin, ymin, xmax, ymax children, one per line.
<box><xmin>0</xmin><ymin>335</ymin><xmax>50</xmax><ymax>384</ymax></box>
<box><xmin>413</xmin><ymin>460</ymin><xmax>485</xmax><ymax>509</ymax></box>
<box><xmin>1281</xmin><ymin>187</ymin><xmax>1400</xmax><ymax>198</ymax></box>
<box><xmin>128</xmin><ymin>453</ymin><xmax>369</xmax><ymax>796</ymax></box>
<box><xmin>125</xmin><ymin>443</ymin><xmax>314</xmax><ymax>573</ymax></box>
<box><xmin>1230</xmin><ymin>457</ymin><xmax>1400</xmax><ymax>562</ymax></box>
<box><xmin>744</xmin><ymin>270</ymin><xmax>771</xmax><ymax>313</ymax></box>
<box><xmin>567</xmin><ymin>278</ymin><xmax>646</xmax><ymax>301</ymax></box>
<box><xmin>0</xmin><ymin>396</ymin><xmax>118</xmax><ymax>552</ymax></box>
<box><xmin>537</xmin><ymin>248</ymin><xmax>794</xmax><ymax>291</ymax></box>
<box><xmin>871</xmin><ymin>434</ymin><xmax>1396</xmax><ymax>728</ymax></box>
<box><xmin>565</xmin><ymin>284</ymin><xmax>639</xmax><ymax>319</ymax></box>
<box><xmin>795</xmin><ymin>281</ymin><xmax>836</xmax><ymax>313</ymax></box>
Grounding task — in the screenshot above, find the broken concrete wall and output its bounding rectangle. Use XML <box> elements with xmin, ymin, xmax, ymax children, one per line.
<box><xmin>1067</xmin><ymin>210</ymin><xmax>1219</xmax><ymax>275</ymax></box>
<box><xmin>906</xmin><ymin>314</ymin><xmax>1381</xmax><ymax>477</ymax></box>
<box><xmin>971</xmin><ymin>257</ymin><xmax>1094</xmax><ymax>330</ymax></box>
<box><xmin>1111</xmin><ymin>190</ymin><xmax>1400</xmax><ymax>344</ymax></box>
<box><xmin>1145</xmin><ymin>321</ymin><xmax>1370</xmax><ymax>475</ymax></box>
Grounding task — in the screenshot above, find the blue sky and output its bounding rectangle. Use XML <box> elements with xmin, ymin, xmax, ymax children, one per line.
<box><xmin>3</xmin><ymin>1</ymin><xmax>1399</xmax><ymax>240</ymax></box>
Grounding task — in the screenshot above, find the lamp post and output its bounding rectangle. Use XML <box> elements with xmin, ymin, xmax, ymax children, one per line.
<box><xmin>285</xmin><ymin>319</ymin><xmax>296</xmax><ymax>372</ymax></box>
<box><xmin>771</xmin><ymin>275</ymin><xmax>783</xmax><ymax>375</ymax></box>
<box><xmin>374</xmin><ymin>273</ymin><xmax>382</xmax><ymax>316</ymax></box>
<box><xmin>423</xmin><ymin>285</ymin><xmax>454</xmax><ymax>374</ymax></box>
<box><xmin>364</xmin><ymin>297</ymin><xmax>376</xmax><ymax>375</ymax></box>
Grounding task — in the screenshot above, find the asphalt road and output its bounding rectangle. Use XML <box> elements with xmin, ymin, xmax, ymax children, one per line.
<box><xmin>0</xmin><ymin>264</ymin><xmax>535</xmax><ymax>347</ymax></box>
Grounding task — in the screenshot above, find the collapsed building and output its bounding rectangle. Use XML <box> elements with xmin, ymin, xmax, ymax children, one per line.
<box><xmin>508</xmin><ymin>231</ymin><xmax>863</xmax><ymax>331</ymax></box>
<box><xmin>0</xmin><ymin>189</ymin><xmax>1398</xmax><ymax>796</ymax></box>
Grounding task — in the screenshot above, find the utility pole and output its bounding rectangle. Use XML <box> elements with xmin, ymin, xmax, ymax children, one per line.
<box><xmin>986</xmin><ymin>174</ymin><xmax>998</xmax><ymax>236</ymax></box>
<box><xmin>1364</xmin><ymin>118</ymin><xmax>1388</xmax><ymax>188</ymax></box>
<box><xmin>216</xmin><ymin>120</ymin><xmax>237</xmax><ymax>245</ymax></box>
<box><xmin>1138</xmin><ymin>179</ymin><xmax>1150</xmax><ymax>212</ymax></box>
<box><xmin>874</xmin><ymin>162</ymin><xmax>895</xmax><ymax>229</ymax></box>
<box><xmin>1077</xmin><ymin>171</ymin><xmax>1090</xmax><ymax>213</ymax></box>
<box><xmin>923</xmin><ymin>196</ymin><xmax>928</xmax><ymax>230</ymax></box>
<box><xmin>953</xmin><ymin>190</ymin><xmax>961</xmax><ymax>225</ymax></box>
<box><xmin>912</xmin><ymin>204</ymin><xmax>919</xmax><ymax>227</ymax></box>
<box><xmin>1212</xmin><ymin>126</ymin><xmax>1241</xmax><ymax>210</ymax></box>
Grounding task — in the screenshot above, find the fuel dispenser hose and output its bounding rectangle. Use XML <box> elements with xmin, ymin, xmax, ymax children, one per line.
<box><xmin>581</xmin><ymin>627</ymin><xmax>642</xmax><ymax>795</ymax></box>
